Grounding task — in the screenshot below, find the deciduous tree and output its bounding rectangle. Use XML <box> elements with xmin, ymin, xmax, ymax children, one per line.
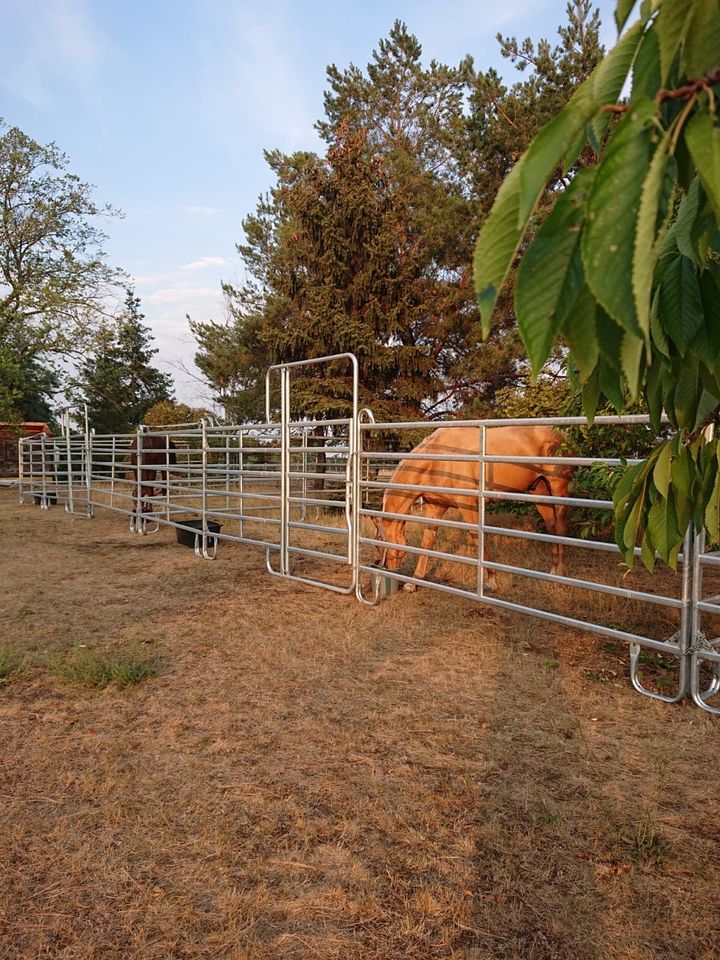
<box><xmin>0</xmin><ymin>121</ymin><xmax>121</xmax><ymax>362</ymax></box>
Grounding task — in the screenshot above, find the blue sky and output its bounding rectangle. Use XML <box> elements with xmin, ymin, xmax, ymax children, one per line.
<box><xmin>1</xmin><ymin>0</ymin><xmax>617</xmax><ymax>405</ymax></box>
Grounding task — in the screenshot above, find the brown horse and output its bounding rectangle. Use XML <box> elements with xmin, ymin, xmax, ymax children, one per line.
<box><xmin>376</xmin><ymin>424</ymin><xmax>573</xmax><ymax>591</ymax></box>
<box><xmin>129</xmin><ymin>433</ymin><xmax>177</xmax><ymax>517</ymax></box>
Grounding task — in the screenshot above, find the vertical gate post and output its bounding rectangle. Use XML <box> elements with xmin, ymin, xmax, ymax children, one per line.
<box><xmin>238</xmin><ymin>430</ymin><xmax>244</xmax><ymax>541</ymax></box>
<box><xmin>688</xmin><ymin>528</ymin><xmax>720</xmax><ymax>713</ymax></box>
<box><xmin>84</xmin><ymin>405</ymin><xmax>94</xmax><ymax>518</ymax></box>
<box><xmin>131</xmin><ymin>425</ymin><xmax>143</xmax><ymax>534</ymax></box>
<box><xmin>478</xmin><ymin>424</ymin><xmax>486</xmax><ymax>599</ymax></box>
<box><xmin>62</xmin><ymin>411</ymin><xmax>75</xmax><ymax>514</ymax></box>
<box><xmin>629</xmin><ymin>526</ymin><xmax>693</xmax><ymax>703</ymax></box>
<box><xmin>110</xmin><ymin>437</ymin><xmax>117</xmax><ymax>509</ymax></box>
<box><xmin>195</xmin><ymin>418</ymin><xmax>217</xmax><ymax>559</ymax></box>
<box><xmin>18</xmin><ymin>437</ymin><xmax>25</xmax><ymax>504</ymax></box>
<box><xmin>41</xmin><ymin>433</ymin><xmax>51</xmax><ymax>509</ymax></box>
<box><xmin>280</xmin><ymin>366</ymin><xmax>290</xmax><ymax>576</ymax></box>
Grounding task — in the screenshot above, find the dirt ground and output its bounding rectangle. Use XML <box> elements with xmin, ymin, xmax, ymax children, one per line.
<box><xmin>2</xmin><ymin>487</ymin><xmax>720</xmax><ymax>960</ymax></box>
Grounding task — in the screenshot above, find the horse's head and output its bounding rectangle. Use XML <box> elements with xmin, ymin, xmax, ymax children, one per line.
<box><xmin>374</xmin><ymin>515</ymin><xmax>406</xmax><ymax>570</ymax></box>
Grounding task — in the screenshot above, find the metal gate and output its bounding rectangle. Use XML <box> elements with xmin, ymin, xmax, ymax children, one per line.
<box><xmin>263</xmin><ymin>353</ymin><xmax>359</xmax><ymax>594</ymax></box>
<box><xmin>19</xmin><ymin>410</ymin><xmax>92</xmax><ymax>517</ymax></box>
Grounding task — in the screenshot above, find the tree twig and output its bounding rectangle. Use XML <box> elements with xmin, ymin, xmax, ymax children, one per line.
<box><xmin>600</xmin><ymin>66</ymin><xmax>720</xmax><ymax>114</ymax></box>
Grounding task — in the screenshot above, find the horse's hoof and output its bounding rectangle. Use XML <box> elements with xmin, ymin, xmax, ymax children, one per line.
<box><xmin>403</xmin><ymin>582</ymin><xmax>418</xmax><ymax>593</ymax></box>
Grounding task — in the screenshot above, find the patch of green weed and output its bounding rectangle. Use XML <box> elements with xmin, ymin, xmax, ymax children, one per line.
<box><xmin>0</xmin><ymin>646</ymin><xmax>25</xmax><ymax>685</ymax></box>
<box><xmin>52</xmin><ymin>647</ymin><xmax>159</xmax><ymax>689</ymax></box>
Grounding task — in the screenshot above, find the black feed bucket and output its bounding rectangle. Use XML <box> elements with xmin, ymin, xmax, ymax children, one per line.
<box><xmin>175</xmin><ymin>518</ymin><xmax>222</xmax><ymax>550</ymax></box>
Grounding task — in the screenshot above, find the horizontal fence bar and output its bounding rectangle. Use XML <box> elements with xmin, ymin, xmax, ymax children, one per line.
<box><xmin>358</xmin><ymin>564</ymin><xmax>681</xmax><ymax>657</ymax></box>
<box><xmin>361</xmin><ymin>414</ymin><xmax>663</xmax><ymax>430</ymax></box>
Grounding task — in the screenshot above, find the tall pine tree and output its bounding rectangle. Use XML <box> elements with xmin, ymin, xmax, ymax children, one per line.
<box><xmin>193</xmin><ymin>7</ymin><xmax>604</xmax><ymax>421</ymax></box>
<box><xmin>73</xmin><ymin>289</ymin><xmax>174</xmax><ymax>433</ymax></box>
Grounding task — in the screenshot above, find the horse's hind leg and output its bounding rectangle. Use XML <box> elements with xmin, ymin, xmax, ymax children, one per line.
<box><xmin>454</xmin><ymin>502</ymin><xmax>498</xmax><ymax>592</ymax></box>
<box><xmin>404</xmin><ymin>502</ymin><xmax>448</xmax><ymax>591</ymax></box>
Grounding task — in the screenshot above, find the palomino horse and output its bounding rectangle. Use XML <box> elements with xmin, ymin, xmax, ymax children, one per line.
<box><xmin>128</xmin><ymin>433</ymin><xmax>177</xmax><ymax>520</ymax></box>
<box><xmin>376</xmin><ymin>424</ymin><xmax>573</xmax><ymax>591</ymax></box>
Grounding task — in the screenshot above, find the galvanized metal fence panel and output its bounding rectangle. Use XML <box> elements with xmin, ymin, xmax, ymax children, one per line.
<box><xmin>688</xmin><ymin>535</ymin><xmax>720</xmax><ymax>713</ymax></box>
<box><xmin>15</xmin><ymin>355</ymin><xmax>720</xmax><ymax>713</ymax></box>
<box><xmin>19</xmin><ymin>413</ymin><xmax>92</xmax><ymax>517</ymax></box>
<box><xmin>356</xmin><ymin>415</ymin><xmax>698</xmax><ymax>707</ymax></box>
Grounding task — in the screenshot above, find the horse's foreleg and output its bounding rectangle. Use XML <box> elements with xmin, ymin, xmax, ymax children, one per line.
<box><xmin>552</xmin><ymin>503</ymin><xmax>569</xmax><ymax>576</ymax></box>
<box><xmin>404</xmin><ymin>503</ymin><xmax>448</xmax><ymax>591</ymax></box>
<box><xmin>535</xmin><ymin>502</ymin><xmax>568</xmax><ymax>577</ymax></box>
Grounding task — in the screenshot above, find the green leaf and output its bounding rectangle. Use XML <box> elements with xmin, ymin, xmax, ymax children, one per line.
<box><xmin>633</xmin><ymin>129</ymin><xmax>672</xmax><ymax>338</ymax></box>
<box><xmin>647</xmin><ymin>490</ymin><xmax>682</xmax><ymax>562</ymax></box>
<box><xmin>518</xmin><ymin>94</ymin><xmax>599</xmax><ymax>225</ymax></box>
<box><xmin>623</xmin><ymin>489</ymin><xmax>645</xmax><ymax>552</ymax></box>
<box><xmin>685</xmin><ymin>112</ymin><xmax>720</xmax><ymax>222</ymax></box>
<box><xmin>645</xmin><ymin>355</ymin><xmax>665</xmax><ymax>430</ymax></box>
<box><xmin>661</xmin><ymin>366</ymin><xmax>678</xmax><ymax>429</ymax></box>
<box><xmin>704</xmin><ymin>466</ymin><xmax>720</xmax><ymax>545</ymax></box>
<box><xmin>650</xmin><ymin>289</ymin><xmax>671</xmax><ymax>359</ymax></box>
<box><xmin>590</xmin><ymin>20</ymin><xmax>645</xmax><ymax>148</ymax></box>
<box><xmin>563</xmin><ymin>284</ymin><xmax>600</xmax><ymax>381</ymax></box>
<box><xmin>698</xmin><ymin>267</ymin><xmax>720</xmax><ymax>364</ymax></box>
<box><xmin>615</xmin><ymin>0</ymin><xmax>638</xmax><ymax>32</ymax></box>
<box><xmin>683</xmin><ymin>0</ymin><xmax>720</xmax><ymax>78</ymax></box>
<box><xmin>474</xmin><ymin>21</ymin><xmax>651</xmax><ymax>336</ymax></box>
<box><xmin>671</xmin><ymin>443</ymin><xmax>696</xmax><ymax>496</ymax></box>
<box><xmin>641</xmin><ymin>533</ymin><xmax>657</xmax><ymax>573</ymax></box>
<box><xmin>582</xmin><ymin>367</ymin><xmax>601</xmax><ymax>421</ymax></box>
<box><xmin>563</xmin><ymin>124</ymin><xmax>590</xmax><ymax>174</ymax></box>
<box><xmin>515</xmin><ymin>170</ymin><xmax>596</xmax><ymax>373</ymax></box>
<box><xmin>699</xmin><ymin>444</ymin><xmax>719</xmax><ymax>533</ymax></box>
<box><xmin>674</xmin><ymin>177</ymin><xmax>704</xmax><ymax>265</ymax></box>
<box><xmin>615</xmin><ymin>459</ymin><xmax>644</xmax><ymax>509</ymax></box>
<box><xmin>673</xmin><ymin>356</ymin><xmax>702</xmax><ymax>429</ymax></box>
<box><xmin>631</xmin><ymin>25</ymin><xmax>660</xmax><ymax>103</ymax></box>
<box><xmin>656</xmin><ymin>0</ymin><xmax>696</xmax><ymax>83</ymax></box>
<box><xmin>653</xmin><ymin>439</ymin><xmax>673</xmax><ymax>498</ymax></box>
<box><xmin>519</xmin><ymin>23</ymin><xmax>642</xmax><ymax>222</ymax></box>
<box><xmin>599</xmin><ymin>357</ymin><xmax>625</xmax><ymax>411</ymax></box>
<box><xmin>474</xmin><ymin>158</ymin><xmax>526</xmax><ymax>335</ymax></box>
<box><xmin>596</xmin><ymin>308</ymin><xmax>624</xmax><ymax>370</ymax></box>
<box><xmin>582</xmin><ymin>99</ymin><xmax>656</xmax><ymax>338</ymax></box>
<box><xmin>621</xmin><ymin>330</ymin><xmax>645</xmax><ymax>399</ymax></box>
<box><xmin>696</xmin><ymin>388</ymin><xmax>720</xmax><ymax>426</ymax></box>
<box><xmin>658</xmin><ymin>255</ymin><xmax>704</xmax><ymax>355</ymax></box>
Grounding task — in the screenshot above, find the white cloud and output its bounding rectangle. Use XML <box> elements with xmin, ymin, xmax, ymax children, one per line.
<box><xmin>0</xmin><ymin>0</ymin><xmax>104</xmax><ymax>106</ymax></box>
<box><xmin>181</xmin><ymin>256</ymin><xmax>229</xmax><ymax>272</ymax></box>
<box><xmin>130</xmin><ymin>276</ymin><xmax>226</xmax><ymax>405</ymax></box>
<box><xmin>186</xmin><ymin>205</ymin><xmax>224</xmax><ymax>218</ymax></box>
<box><xmin>145</xmin><ymin>285</ymin><xmax>219</xmax><ymax>305</ymax></box>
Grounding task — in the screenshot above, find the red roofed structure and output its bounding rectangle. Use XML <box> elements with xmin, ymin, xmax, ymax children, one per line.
<box><xmin>0</xmin><ymin>422</ymin><xmax>52</xmax><ymax>476</ymax></box>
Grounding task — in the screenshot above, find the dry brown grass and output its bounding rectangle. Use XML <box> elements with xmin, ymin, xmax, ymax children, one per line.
<box><xmin>2</xmin><ymin>488</ymin><xmax>720</xmax><ymax>959</ymax></box>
